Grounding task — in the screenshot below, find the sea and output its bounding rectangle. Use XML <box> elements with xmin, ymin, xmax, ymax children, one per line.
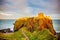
<box><xmin>0</xmin><ymin>19</ymin><xmax>60</xmax><ymax>32</ymax></box>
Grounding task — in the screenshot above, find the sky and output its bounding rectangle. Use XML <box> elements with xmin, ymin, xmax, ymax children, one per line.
<box><xmin>0</xmin><ymin>0</ymin><xmax>60</xmax><ymax>19</ymax></box>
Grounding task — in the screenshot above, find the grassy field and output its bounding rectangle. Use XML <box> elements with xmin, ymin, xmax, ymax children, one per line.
<box><xmin>0</xmin><ymin>28</ymin><xmax>58</xmax><ymax>40</ymax></box>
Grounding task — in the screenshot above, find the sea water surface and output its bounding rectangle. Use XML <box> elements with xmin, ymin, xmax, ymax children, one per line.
<box><xmin>0</xmin><ymin>19</ymin><xmax>15</xmax><ymax>31</ymax></box>
<box><xmin>0</xmin><ymin>19</ymin><xmax>60</xmax><ymax>32</ymax></box>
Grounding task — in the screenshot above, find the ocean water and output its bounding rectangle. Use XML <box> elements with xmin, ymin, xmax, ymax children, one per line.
<box><xmin>0</xmin><ymin>19</ymin><xmax>60</xmax><ymax>32</ymax></box>
<box><xmin>0</xmin><ymin>19</ymin><xmax>15</xmax><ymax>31</ymax></box>
<box><xmin>52</xmin><ymin>20</ymin><xmax>60</xmax><ymax>32</ymax></box>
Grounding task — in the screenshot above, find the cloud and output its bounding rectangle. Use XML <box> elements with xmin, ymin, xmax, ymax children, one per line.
<box><xmin>0</xmin><ymin>0</ymin><xmax>60</xmax><ymax>19</ymax></box>
<box><xmin>0</xmin><ymin>12</ymin><xmax>13</xmax><ymax>16</ymax></box>
<box><xmin>4</xmin><ymin>0</ymin><xmax>28</xmax><ymax>11</ymax></box>
<box><xmin>30</xmin><ymin>0</ymin><xmax>59</xmax><ymax>10</ymax></box>
<box><xmin>0</xmin><ymin>11</ymin><xmax>15</xmax><ymax>19</ymax></box>
<box><xmin>0</xmin><ymin>7</ymin><xmax>34</xmax><ymax>19</ymax></box>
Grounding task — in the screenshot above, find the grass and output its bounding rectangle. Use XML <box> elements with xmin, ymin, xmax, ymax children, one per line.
<box><xmin>0</xmin><ymin>28</ymin><xmax>58</xmax><ymax>40</ymax></box>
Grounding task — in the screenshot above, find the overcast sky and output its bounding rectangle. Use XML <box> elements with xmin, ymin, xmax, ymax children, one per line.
<box><xmin>0</xmin><ymin>0</ymin><xmax>60</xmax><ymax>19</ymax></box>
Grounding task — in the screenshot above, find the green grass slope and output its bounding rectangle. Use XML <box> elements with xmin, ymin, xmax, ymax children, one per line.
<box><xmin>0</xmin><ymin>27</ymin><xmax>58</xmax><ymax>40</ymax></box>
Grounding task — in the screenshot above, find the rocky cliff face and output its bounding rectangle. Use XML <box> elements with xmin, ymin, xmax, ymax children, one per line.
<box><xmin>14</xmin><ymin>13</ymin><xmax>56</xmax><ymax>35</ymax></box>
